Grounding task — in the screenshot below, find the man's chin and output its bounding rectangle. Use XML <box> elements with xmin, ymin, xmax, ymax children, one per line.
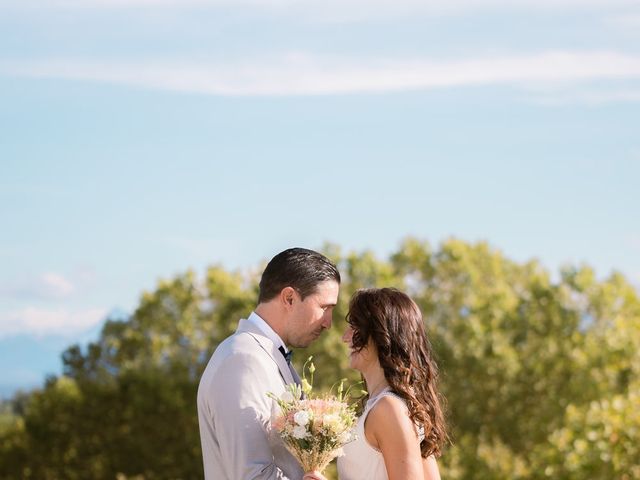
<box><xmin>292</xmin><ymin>333</ymin><xmax>322</xmax><ymax>348</ymax></box>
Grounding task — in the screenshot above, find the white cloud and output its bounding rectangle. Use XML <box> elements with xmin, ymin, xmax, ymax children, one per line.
<box><xmin>40</xmin><ymin>273</ymin><xmax>75</xmax><ymax>297</ymax></box>
<box><xmin>0</xmin><ymin>307</ymin><xmax>107</xmax><ymax>338</ymax></box>
<box><xmin>606</xmin><ymin>13</ymin><xmax>640</xmax><ymax>29</ymax></box>
<box><xmin>0</xmin><ymin>272</ymin><xmax>76</xmax><ymax>300</ymax></box>
<box><xmin>1</xmin><ymin>50</ymin><xmax>639</xmax><ymax>98</ymax></box>
<box><xmin>4</xmin><ymin>0</ymin><xmax>640</xmax><ymax>24</ymax></box>
<box><xmin>9</xmin><ymin>0</ymin><xmax>639</xmax><ymax>13</ymax></box>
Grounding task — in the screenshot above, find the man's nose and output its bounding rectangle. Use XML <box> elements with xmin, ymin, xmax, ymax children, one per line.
<box><xmin>322</xmin><ymin>311</ymin><xmax>332</xmax><ymax>329</ymax></box>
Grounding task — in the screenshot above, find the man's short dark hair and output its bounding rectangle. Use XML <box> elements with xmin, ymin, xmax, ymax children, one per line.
<box><xmin>258</xmin><ymin>248</ymin><xmax>341</xmax><ymax>303</ymax></box>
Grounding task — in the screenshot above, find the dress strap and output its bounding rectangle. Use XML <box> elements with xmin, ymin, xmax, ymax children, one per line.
<box><xmin>364</xmin><ymin>387</ymin><xmax>394</xmax><ymax>415</ymax></box>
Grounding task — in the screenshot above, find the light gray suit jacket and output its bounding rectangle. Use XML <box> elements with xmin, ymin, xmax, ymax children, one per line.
<box><xmin>197</xmin><ymin>317</ymin><xmax>303</xmax><ymax>480</ymax></box>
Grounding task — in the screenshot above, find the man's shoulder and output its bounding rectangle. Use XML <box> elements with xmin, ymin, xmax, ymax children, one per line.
<box><xmin>215</xmin><ymin>328</ymin><xmax>262</xmax><ymax>356</ymax></box>
<box><xmin>212</xmin><ymin>317</ymin><xmax>263</xmax><ymax>349</ymax></box>
<box><xmin>198</xmin><ymin>329</ymin><xmax>280</xmax><ymax>397</ymax></box>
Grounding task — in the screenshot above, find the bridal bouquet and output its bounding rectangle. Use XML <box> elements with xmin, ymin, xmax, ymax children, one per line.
<box><xmin>268</xmin><ymin>358</ymin><xmax>360</xmax><ymax>473</ymax></box>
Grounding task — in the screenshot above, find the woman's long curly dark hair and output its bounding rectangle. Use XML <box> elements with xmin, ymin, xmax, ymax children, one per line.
<box><xmin>346</xmin><ymin>287</ymin><xmax>448</xmax><ymax>458</ymax></box>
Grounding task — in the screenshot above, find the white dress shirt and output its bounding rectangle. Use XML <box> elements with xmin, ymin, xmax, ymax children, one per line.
<box><xmin>247</xmin><ymin>311</ymin><xmax>289</xmax><ymax>355</ymax></box>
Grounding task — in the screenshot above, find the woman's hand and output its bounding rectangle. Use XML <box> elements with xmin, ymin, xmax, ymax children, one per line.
<box><xmin>303</xmin><ymin>470</ymin><xmax>328</xmax><ymax>480</ymax></box>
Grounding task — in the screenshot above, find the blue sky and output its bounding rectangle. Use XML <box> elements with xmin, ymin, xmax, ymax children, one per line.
<box><xmin>1</xmin><ymin>0</ymin><xmax>639</xmax><ymax>398</ymax></box>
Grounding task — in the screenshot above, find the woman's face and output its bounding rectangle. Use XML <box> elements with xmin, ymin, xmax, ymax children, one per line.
<box><xmin>342</xmin><ymin>325</ymin><xmax>377</xmax><ymax>374</ymax></box>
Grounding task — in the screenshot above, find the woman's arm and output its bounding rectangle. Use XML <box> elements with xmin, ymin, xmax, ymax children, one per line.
<box><xmin>366</xmin><ymin>396</ymin><xmax>425</xmax><ymax>480</ymax></box>
<box><xmin>423</xmin><ymin>455</ymin><xmax>441</xmax><ymax>480</ymax></box>
<box><xmin>306</xmin><ymin>397</ymin><xmax>442</xmax><ymax>480</ymax></box>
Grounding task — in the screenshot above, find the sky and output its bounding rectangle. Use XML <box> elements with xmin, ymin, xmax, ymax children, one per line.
<box><xmin>1</xmin><ymin>0</ymin><xmax>639</xmax><ymax>399</ymax></box>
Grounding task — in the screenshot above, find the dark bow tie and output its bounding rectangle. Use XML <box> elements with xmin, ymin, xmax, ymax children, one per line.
<box><xmin>278</xmin><ymin>346</ymin><xmax>293</xmax><ymax>364</ymax></box>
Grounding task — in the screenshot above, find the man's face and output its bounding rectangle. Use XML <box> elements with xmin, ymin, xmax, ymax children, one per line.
<box><xmin>287</xmin><ymin>280</ymin><xmax>339</xmax><ymax>348</ymax></box>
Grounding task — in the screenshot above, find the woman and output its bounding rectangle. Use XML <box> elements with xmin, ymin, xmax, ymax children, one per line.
<box><xmin>304</xmin><ymin>288</ymin><xmax>447</xmax><ymax>480</ymax></box>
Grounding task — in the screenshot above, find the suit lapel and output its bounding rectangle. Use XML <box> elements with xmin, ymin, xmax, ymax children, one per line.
<box><xmin>236</xmin><ymin>318</ymin><xmax>295</xmax><ymax>386</ymax></box>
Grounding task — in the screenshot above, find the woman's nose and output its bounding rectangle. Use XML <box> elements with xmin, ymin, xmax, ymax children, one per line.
<box><xmin>342</xmin><ymin>328</ymin><xmax>352</xmax><ymax>343</ymax></box>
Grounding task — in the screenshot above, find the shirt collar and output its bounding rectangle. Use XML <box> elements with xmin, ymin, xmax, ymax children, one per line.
<box><xmin>247</xmin><ymin>311</ymin><xmax>288</xmax><ymax>353</ymax></box>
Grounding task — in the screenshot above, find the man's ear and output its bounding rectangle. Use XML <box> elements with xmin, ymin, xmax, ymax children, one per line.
<box><xmin>280</xmin><ymin>286</ymin><xmax>297</xmax><ymax>308</ymax></box>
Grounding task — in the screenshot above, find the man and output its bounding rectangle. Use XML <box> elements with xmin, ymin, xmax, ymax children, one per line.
<box><xmin>197</xmin><ymin>247</ymin><xmax>341</xmax><ymax>479</ymax></box>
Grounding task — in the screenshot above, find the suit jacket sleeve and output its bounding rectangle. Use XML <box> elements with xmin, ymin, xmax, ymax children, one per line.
<box><xmin>209</xmin><ymin>345</ymin><xmax>296</xmax><ymax>480</ymax></box>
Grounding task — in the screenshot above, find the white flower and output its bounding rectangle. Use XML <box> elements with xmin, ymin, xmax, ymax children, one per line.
<box><xmin>294</xmin><ymin>410</ymin><xmax>310</xmax><ymax>426</ymax></box>
<box><xmin>292</xmin><ymin>425</ymin><xmax>309</xmax><ymax>439</ymax></box>
<box><xmin>322</xmin><ymin>413</ymin><xmax>341</xmax><ymax>432</ymax></box>
<box><xmin>280</xmin><ymin>391</ymin><xmax>295</xmax><ymax>403</ymax></box>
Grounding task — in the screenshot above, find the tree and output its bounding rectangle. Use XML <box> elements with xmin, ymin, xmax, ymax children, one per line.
<box><xmin>0</xmin><ymin>239</ymin><xmax>638</xmax><ymax>479</ymax></box>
